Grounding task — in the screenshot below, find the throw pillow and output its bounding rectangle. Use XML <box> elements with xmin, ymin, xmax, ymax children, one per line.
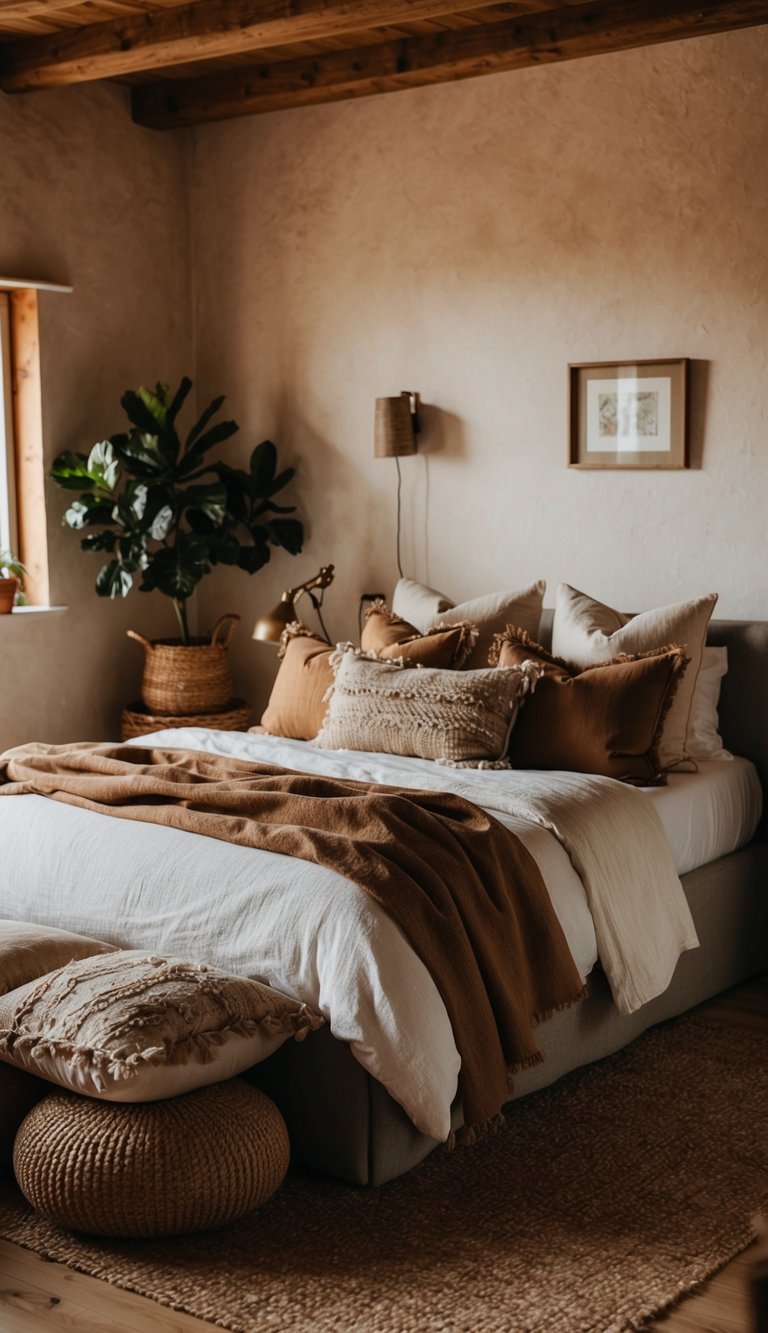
<box><xmin>551</xmin><ymin>584</ymin><xmax>717</xmax><ymax>769</ymax></box>
<box><xmin>390</xmin><ymin>577</ymin><xmax>454</xmax><ymax>629</ymax></box>
<box><xmin>687</xmin><ymin>645</ymin><xmax>731</xmax><ymax>761</ymax></box>
<box><xmin>260</xmin><ymin>626</ymin><xmax>334</xmax><ymax>740</ymax></box>
<box><xmin>361</xmin><ymin>601</ymin><xmax>477</xmax><ymax>668</ymax></box>
<box><xmin>492</xmin><ymin>628</ymin><xmax>689</xmax><ymax>785</ymax></box>
<box><xmin>313</xmin><ymin>646</ymin><xmax>540</xmax><ymax>767</ymax></box>
<box><xmin>0</xmin><ymin>919</ymin><xmax>116</xmax><ymax>996</ymax></box>
<box><xmin>0</xmin><ymin>950</ymin><xmax>325</xmax><ymax>1102</ymax></box>
<box><xmin>393</xmin><ymin>579</ymin><xmax>546</xmax><ymax>669</ymax></box>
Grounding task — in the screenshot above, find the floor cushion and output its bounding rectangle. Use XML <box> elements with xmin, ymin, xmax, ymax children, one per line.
<box><xmin>13</xmin><ymin>1078</ymin><xmax>290</xmax><ymax>1237</ymax></box>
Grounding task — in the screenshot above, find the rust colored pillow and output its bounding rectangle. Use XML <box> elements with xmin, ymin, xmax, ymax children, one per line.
<box><xmin>260</xmin><ymin>628</ymin><xmax>334</xmax><ymax>740</ymax></box>
<box><xmin>491</xmin><ymin>629</ymin><xmax>689</xmax><ymax>785</ymax></box>
<box><xmin>361</xmin><ymin>601</ymin><xmax>477</xmax><ymax>668</ymax></box>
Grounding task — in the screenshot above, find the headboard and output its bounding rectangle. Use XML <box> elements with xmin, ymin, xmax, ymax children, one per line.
<box><xmin>537</xmin><ymin>610</ymin><xmax>768</xmax><ymax>804</ymax></box>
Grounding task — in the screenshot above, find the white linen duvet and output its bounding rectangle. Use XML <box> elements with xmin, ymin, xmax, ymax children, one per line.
<box><xmin>0</xmin><ymin>730</ymin><xmax>757</xmax><ymax>1140</ymax></box>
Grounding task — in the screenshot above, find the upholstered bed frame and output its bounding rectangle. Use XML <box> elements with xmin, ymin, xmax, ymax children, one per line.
<box><xmin>250</xmin><ymin>617</ymin><xmax>768</xmax><ymax>1186</ymax></box>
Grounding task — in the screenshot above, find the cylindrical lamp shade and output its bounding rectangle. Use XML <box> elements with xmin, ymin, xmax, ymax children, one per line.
<box><xmin>374</xmin><ymin>395</ymin><xmax>417</xmax><ymax>458</ymax></box>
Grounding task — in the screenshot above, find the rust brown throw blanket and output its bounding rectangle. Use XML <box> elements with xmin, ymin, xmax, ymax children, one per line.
<box><xmin>0</xmin><ymin>742</ymin><xmax>586</xmax><ymax>1136</ymax></box>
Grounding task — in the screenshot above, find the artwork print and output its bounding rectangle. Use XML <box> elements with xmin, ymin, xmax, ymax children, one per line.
<box><xmin>598</xmin><ymin>390</ymin><xmax>658</xmax><ymax>440</ymax></box>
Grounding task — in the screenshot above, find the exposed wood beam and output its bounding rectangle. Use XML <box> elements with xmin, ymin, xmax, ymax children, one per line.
<box><xmin>0</xmin><ymin>0</ymin><xmax>543</xmax><ymax>90</ymax></box>
<box><xmin>130</xmin><ymin>0</ymin><xmax>768</xmax><ymax>128</ymax></box>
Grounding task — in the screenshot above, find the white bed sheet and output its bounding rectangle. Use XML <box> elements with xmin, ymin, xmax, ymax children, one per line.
<box><xmin>640</xmin><ymin>757</ymin><xmax>762</xmax><ymax>876</ymax></box>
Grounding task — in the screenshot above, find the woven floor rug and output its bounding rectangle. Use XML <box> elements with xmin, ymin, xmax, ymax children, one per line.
<box><xmin>1</xmin><ymin>1012</ymin><xmax>767</xmax><ymax>1333</ymax></box>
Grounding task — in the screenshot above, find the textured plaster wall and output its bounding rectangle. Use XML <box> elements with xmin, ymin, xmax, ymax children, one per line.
<box><xmin>189</xmin><ymin>28</ymin><xmax>768</xmax><ymax>714</ymax></box>
<box><xmin>0</xmin><ymin>83</ymin><xmax>191</xmax><ymax>747</ymax></box>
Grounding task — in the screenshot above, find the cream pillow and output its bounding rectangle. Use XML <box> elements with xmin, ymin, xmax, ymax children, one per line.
<box><xmin>391</xmin><ymin>577</ymin><xmax>454</xmax><ymax>630</ymax></box>
<box><xmin>0</xmin><ymin>919</ymin><xmax>116</xmax><ymax>996</ymax></box>
<box><xmin>687</xmin><ymin>646</ymin><xmax>732</xmax><ymax>761</ymax></box>
<box><xmin>313</xmin><ymin>647</ymin><xmax>540</xmax><ymax>767</ymax></box>
<box><xmin>392</xmin><ymin>578</ymin><xmax>546</xmax><ymax>669</ymax></box>
<box><xmin>551</xmin><ymin>585</ymin><xmax>717</xmax><ymax>769</ymax></box>
<box><xmin>0</xmin><ymin>950</ymin><xmax>325</xmax><ymax>1102</ymax></box>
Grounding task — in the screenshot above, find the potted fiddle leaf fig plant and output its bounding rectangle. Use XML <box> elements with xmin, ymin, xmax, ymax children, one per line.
<box><xmin>50</xmin><ymin>377</ymin><xmax>304</xmax><ymax>713</ymax></box>
<box><xmin>0</xmin><ymin>550</ymin><xmax>27</xmax><ymax>613</ymax></box>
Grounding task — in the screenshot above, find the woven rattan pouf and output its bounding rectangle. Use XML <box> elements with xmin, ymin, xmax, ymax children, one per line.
<box><xmin>13</xmin><ymin>1078</ymin><xmax>290</xmax><ymax>1238</ymax></box>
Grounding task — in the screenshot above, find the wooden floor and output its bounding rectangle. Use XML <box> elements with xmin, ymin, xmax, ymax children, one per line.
<box><xmin>1</xmin><ymin>974</ymin><xmax>767</xmax><ymax>1333</ymax></box>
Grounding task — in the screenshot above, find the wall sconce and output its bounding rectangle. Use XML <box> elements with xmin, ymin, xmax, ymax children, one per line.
<box><xmin>374</xmin><ymin>391</ymin><xmax>420</xmax><ymax>458</ymax></box>
<box><xmin>374</xmin><ymin>392</ymin><xmax>420</xmax><ymax>577</ymax></box>
<box><xmin>253</xmin><ymin>564</ymin><xmax>335</xmax><ymax>646</ymax></box>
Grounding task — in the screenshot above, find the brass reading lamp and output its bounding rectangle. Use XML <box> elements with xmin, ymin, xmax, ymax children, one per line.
<box><xmin>252</xmin><ymin>564</ymin><xmax>335</xmax><ymax>646</ymax></box>
<box><xmin>374</xmin><ymin>391</ymin><xmax>420</xmax><ymax>578</ymax></box>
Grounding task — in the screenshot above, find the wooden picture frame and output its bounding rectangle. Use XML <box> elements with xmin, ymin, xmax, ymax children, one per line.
<box><xmin>569</xmin><ymin>358</ymin><xmax>689</xmax><ymax>469</ymax></box>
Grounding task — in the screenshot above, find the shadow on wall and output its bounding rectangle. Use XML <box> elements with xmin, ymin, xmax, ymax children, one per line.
<box><xmin>688</xmin><ymin>360</ymin><xmax>709</xmax><ymax>471</ymax></box>
<box><xmin>416</xmin><ymin>404</ymin><xmax>467</xmax><ymax>461</ymax></box>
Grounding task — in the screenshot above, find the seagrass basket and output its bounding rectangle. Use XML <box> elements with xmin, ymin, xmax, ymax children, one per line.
<box><xmin>128</xmin><ymin>613</ymin><xmax>239</xmax><ymax>714</ymax></box>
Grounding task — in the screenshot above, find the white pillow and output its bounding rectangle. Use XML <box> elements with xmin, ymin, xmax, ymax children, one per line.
<box><xmin>552</xmin><ymin>584</ymin><xmax>717</xmax><ymax>770</ymax></box>
<box><xmin>687</xmin><ymin>646</ymin><xmax>732</xmax><ymax>761</ymax></box>
<box><xmin>392</xmin><ymin>578</ymin><xmax>546</xmax><ymax>670</ymax></box>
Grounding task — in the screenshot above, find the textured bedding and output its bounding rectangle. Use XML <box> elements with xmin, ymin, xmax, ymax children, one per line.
<box><xmin>0</xmin><ymin>728</ymin><xmax>703</xmax><ymax>1140</ymax></box>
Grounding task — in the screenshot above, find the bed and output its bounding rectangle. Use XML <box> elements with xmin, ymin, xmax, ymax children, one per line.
<box><xmin>1</xmin><ymin>613</ymin><xmax>768</xmax><ymax>1185</ymax></box>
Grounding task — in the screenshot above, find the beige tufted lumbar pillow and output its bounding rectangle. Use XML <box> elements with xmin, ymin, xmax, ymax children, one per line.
<box><xmin>314</xmin><ymin>647</ymin><xmax>540</xmax><ymax>768</ymax></box>
<box><xmin>0</xmin><ymin>950</ymin><xmax>324</xmax><ymax>1101</ymax></box>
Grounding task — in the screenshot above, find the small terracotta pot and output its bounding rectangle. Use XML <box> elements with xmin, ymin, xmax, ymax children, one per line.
<box><xmin>0</xmin><ymin>577</ymin><xmax>18</xmax><ymax>614</ymax></box>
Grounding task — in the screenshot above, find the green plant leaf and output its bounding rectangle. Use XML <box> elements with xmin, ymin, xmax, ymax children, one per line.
<box><xmin>80</xmin><ymin>531</ymin><xmax>117</xmax><ymax>552</ymax></box>
<box><xmin>263</xmin><ymin>518</ymin><xmax>304</xmax><ymax>555</ymax></box>
<box><xmin>86</xmin><ymin>440</ymin><xmax>120</xmax><ymax>492</ymax></box>
<box><xmin>121</xmin><ymin>389</ymin><xmax>168</xmax><ymax>437</ymax></box>
<box><xmin>150</xmin><ymin>504</ymin><xmax>173</xmax><ymax>540</ymax></box>
<box><xmin>180</xmin><ymin>481</ymin><xmax>227</xmax><ymax>526</ymax></box>
<box><xmin>179</xmin><ymin>418</ymin><xmax>238</xmax><ymax>473</ymax></box>
<box><xmin>165</xmin><ymin>377</ymin><xmax>193</xmax><ymax>426</ymax></box>
<box><xmin>95</xmin><ymin>560</ymin><xmax>134</xmax><ymax>598</ymax></box>
<box><xmin>49</xmin><ymin>452</ymin><xmax>101</xmax><ymax>491</ymax></box>
<box><xmin>249</xmin><ymin>440</ymin><xmax>277</xmax><ymax>491</ymax></box>
<box><xmin>139</xmin><ymin>537</ymin><xmax>210</xmax><ymax>600</ymax></box>
<box><xmin>137</xmin><ymin>383</ymin><xmax>169</xmax><ymax>425</ymax></box>
<box><xmin>237</xmin><ymin>541</ymin><xmax>271</xmax><ymax>574</ymax></box>
<box><xmin>184</xmin><ymin>394</ymin><xmax>225</xmax><ymax>450</ymax></box>
<box><xmin>64</xmin><ymin>496</ymin><xmax>116</xmax><ymax>530</ymax></box>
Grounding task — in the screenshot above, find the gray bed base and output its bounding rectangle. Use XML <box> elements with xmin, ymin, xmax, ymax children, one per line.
<box><xmin>249</xmin><ymin>616</ymin><xmax>768</xmax><ymax>1186</ymax></box>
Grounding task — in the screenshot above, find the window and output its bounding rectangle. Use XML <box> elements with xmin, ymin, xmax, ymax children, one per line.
<box><xmin>0</xmin><ymin>291</ymin><xmax>18</xmax><ymax>557</ymax></box>
<box><xmin>0</xmin><ymin>278</ymin><xmax>70</xmax><ymax>606</ymax></box>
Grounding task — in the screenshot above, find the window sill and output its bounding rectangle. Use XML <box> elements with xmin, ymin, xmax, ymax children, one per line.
<box><xmin>2</xmin><ymin>604</ymin><xmax>67</xmax><ymax>616</ymax></box>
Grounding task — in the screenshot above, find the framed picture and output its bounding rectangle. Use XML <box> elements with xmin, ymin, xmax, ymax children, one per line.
<box><xmin>569</xmin><ymin>358</ymin><xmax>688</xmax><ymax>469</ymax></box>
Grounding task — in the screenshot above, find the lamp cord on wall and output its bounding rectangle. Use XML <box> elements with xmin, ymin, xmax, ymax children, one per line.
<box><xmin>396</xmin><ymin>456</ymin><xmax>404</xmax><ymax>579</ymax></box>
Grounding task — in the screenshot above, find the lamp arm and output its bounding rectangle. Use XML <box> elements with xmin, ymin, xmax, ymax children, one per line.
<box><xmin>285</xmin><ymin>563</ymin><xmax>335</xmax><ymax>601</ymax></box>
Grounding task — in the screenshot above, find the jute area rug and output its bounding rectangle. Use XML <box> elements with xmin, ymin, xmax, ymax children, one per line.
<box><xmin>1</xmin><ymin>1012</ymin><xmax>767</xmax><ymax>1333</ymax></box>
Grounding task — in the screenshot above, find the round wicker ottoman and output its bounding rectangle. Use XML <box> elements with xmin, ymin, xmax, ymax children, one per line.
<box><xmin>13</xmin><ymin>1079</ymin><xmax>290</xmax><ymax>1238</ymax></box>
<box><xmin>0</xmin><ymin>1065</ymin><xmax>48</xmax><ymax>1175</ymax></box>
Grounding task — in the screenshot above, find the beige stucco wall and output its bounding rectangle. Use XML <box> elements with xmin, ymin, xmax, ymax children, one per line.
<box><xmin>189</xmin><ymin>28</ymin><xmax>768</xmax><ymax>715</ymax></box>
<box><xmin>2</xmin><ymin>29</ymin><xmax>766</xmax><ymax>739</ymax></box>
<box><xmin>0</xmin><ymin>84</ymin><xmax>191</xmax><ymax>747</ymax></box>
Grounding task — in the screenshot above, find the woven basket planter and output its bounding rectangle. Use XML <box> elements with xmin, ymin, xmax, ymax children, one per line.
<box><xmin>13</xmin><ymin>1080</ymin><xmax>290</xmax><ymax>1238</ymax></box>
<box><xmin>128</xmin><ymin>613</ymin><xmax>239</xmax><ymax>714</ymax></box>
<box><xmin>121</xmin><ymin>698</ymin><xmax>252</xmax><ymax>740</ymax></box>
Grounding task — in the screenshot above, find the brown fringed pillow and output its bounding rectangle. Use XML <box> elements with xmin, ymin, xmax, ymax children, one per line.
<box><xmin>361</xmin><ymin>601</ymin><xmax>477</xmax><ymax>668</ymax></box>
<box><xmin>259</xmin><ymin>625</ymin><xmax>334</xmax><ymax>740</ymax></box>
<box><xmin>0</xmin><ymin>950</ymin><xmax>325</xmax><ymax>1102</ymax></box>
<box><xmin>491</xmin><ymin>628</ymin><xmax>689</xmax><ymax>786</ymax></box>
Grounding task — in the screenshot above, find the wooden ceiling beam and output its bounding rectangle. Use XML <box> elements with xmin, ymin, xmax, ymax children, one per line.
<box><xmin>130</xmin><ymin>0</ymin><xmax>768</xmax><ymax>128</ymax></box>
<box><xmin>0</xmin><ymin>0</ymin><xmax>541</xmax><ymax>90</ymax></box>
